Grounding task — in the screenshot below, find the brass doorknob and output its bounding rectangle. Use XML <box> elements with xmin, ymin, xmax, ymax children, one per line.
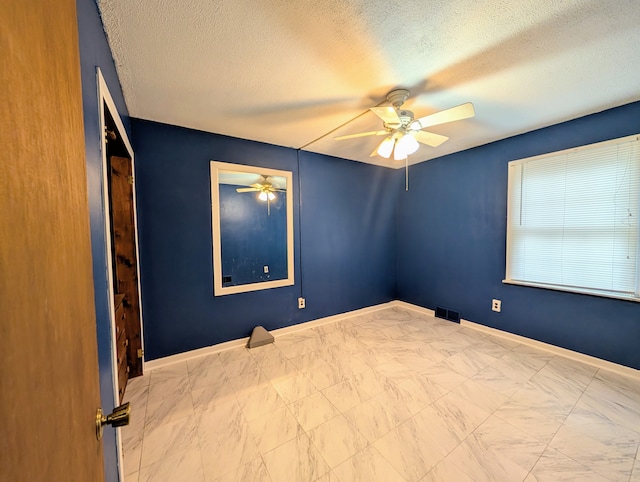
<box><xmin>96</xmin><ymin>402</ymin><xmax>130</xmax><ymax>440</ymax></box>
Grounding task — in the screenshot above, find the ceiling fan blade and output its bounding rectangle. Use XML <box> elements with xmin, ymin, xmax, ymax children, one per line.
<box><xmin>413</xmin><ymin>130</ymin><xmax>449</xmax><ymax>147</ymax></box>
<box><xmin>335</xmin><ymin>130</ymin><xmax>387</xmax><ymax>141</ymax></box>
<box><xmin>236</xmin><ymin>187</ymin><xmax>260</xmax><ymax>193</ymax></box>
<box><xmin>413</xmin><ymin>102</ymin><xmax>475</xmax><ymax>130</ymax></box>
<box><xmin>370</xmin><ymin>106</ymin><xmax>401</xmax><ymax>125</ymax></box>
<box><xmin>264</xmin><ymin>186</ymin><xmax>285</xmax><ymax>193</ymax></box>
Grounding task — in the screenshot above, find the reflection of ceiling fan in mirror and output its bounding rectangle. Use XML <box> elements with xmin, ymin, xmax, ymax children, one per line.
<box><xmin>236</xmin><ymin>175</ymin><xmax>285</xmax><ymax>214</ymax></box>
<box><xmin>335</xmin><ymin>89</ymin><xmax>475</xmax><ymax>161</ymax></box>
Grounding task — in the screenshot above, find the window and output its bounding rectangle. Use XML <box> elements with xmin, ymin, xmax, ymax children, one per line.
<box><xmin>505</xmin><ymin>134</ymin><xmax>640</xmax><ymax>301</ymax></box>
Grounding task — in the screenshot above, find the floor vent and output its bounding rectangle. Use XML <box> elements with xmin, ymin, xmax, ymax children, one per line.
<box><xmin>435</xmin><ymin>306</ymin><xmax>461</xmax><ymax>323</ymax></box>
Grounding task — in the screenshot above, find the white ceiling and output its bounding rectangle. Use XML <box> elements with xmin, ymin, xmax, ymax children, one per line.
<box><xmin>98</xmin><ymin>0</ymin><xmax>640</xmax><ymax>168</ymax></box>
<box><xmin>219</xmin><ymin>171</ymin><xmax>286</xmax><ymax>189</ymax></box>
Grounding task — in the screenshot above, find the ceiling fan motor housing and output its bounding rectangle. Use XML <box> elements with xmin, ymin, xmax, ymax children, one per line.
<box><xmin>386</xmin><ymin>89</ymin><xmax>410</xmax><ymax>108</ymax></box>
<box><xmin>384</xmin><ymin>109</ymin><xmax>414</xmax><ymax>130</ymax></box>
<box><xmin>398</xmin><ymin>110</ymin><xmax>414</xmax><ymax>126</ymax></box>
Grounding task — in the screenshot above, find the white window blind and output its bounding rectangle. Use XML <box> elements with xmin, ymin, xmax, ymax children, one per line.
<box><xmin>505</xmin><ymin>134</ymin><xmax>640</xmax><ymax>300</ymax></box>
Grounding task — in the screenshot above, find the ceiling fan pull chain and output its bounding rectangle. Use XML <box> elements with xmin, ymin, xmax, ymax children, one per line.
<box><xmin>406</xmin><ymin>156</ymin><xmax>409</xmax><ymax>191</ymax></box>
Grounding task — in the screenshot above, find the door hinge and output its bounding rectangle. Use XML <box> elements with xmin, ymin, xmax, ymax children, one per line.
<box><xmin>104</xmin><ymin>127</ymin><xmax>116</xmax><ymax>141</ymax></box>
<box><xmin>137</xmin><ymin>348</ymin><xmax>144</xmax><ymax>359</ymax></box>
<box><xmin>127</xmin><ymin>175</ymin><xmax>134</xmax><ymax>184</ymax></box>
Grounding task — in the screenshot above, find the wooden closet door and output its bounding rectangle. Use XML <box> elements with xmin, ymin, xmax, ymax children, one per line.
<box><xmin>110</xmin><ymin>155</ymin><xmax>144</xmax><ymax>380</ymax></box>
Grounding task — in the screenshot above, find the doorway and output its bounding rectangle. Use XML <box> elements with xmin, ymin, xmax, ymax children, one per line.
<box><xmin>105</xmin><ymin>111</ymin><xmax>143</xmax><ymax>396</ymax></box>
<box><xmin>98</xmin><ymin>70</ymin><xmax>145</xmax><ymax>405</ymax></box>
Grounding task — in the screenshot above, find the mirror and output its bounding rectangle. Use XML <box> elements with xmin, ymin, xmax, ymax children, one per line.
<box><xmin>210</xmin><ymin>161</ymin><xmax>294</xmax><ymax>296</ymax></box>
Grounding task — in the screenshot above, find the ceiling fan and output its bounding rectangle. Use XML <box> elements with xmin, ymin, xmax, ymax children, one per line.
<box><xmin>236</xmin><ymin>175</ymin><xmax>284</xmax><ymax>214</ymax></box>
<box><xmin>335</xmin><ymin>89</ymin><xmax>475</xmax><ymax>161</ymax></box>
<box><xmin>235</xmin><ymin>175</ymin><xmax>285</xmax><ymax>200</ymax></box>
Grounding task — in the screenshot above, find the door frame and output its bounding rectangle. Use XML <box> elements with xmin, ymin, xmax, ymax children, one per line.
<box><xmin>97</xmin><ymin>67</ymin><xmax>146</xmax><ymax>479</ymax></box>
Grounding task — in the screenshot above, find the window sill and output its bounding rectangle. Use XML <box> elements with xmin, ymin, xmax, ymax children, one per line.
<box><xmin>502</xmin><ymin>279</ymin><xmax>640</xmax><ymax>303</ymax></box>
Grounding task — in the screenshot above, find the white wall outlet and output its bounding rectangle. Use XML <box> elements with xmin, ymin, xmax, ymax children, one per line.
<box><xmin>492</xmin><ymin>299</ymin><xmax>501</xmax><ymax>312</ymax></box>
<box><xmin>298</xmin><ymin>297</ymin><xmax>305</xmax><ymax>309</ymax></box>
<box><xmin>263</xmin><ymin>265</ymin><xmax>269</xmax><ymax>274</ymax></box>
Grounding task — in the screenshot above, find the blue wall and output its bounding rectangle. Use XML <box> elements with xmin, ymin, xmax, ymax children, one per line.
<box><xmin>397</xmin><ymin>101</ymin><xmax>640</xmax><ymax>370</ymax></box>
<box><xmin>71</xmin><ymin>2</ymin><xmax>640</xmax><ymax>478</ymax></box>
<box><xmin>76</xmin><ymin>0</ymin><xmax>131</xmax><ymax>479</ymax></box>
<box><xmin>131</xmin><ymin>120</ymin><xmax>398</xmax><ymax>360</ymax></box>
<box><xmin>219</xmin><ymin>185</ymin><xmax>287</xmax><ymax>285</ymax></box>
<box><xmin>299</xmin><ymin>152</ymin><xmax>400</xmax><ymax>320</ymax></box>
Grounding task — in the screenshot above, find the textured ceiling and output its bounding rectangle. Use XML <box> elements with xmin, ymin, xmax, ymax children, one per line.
<box><xmin>219</xmin><ymin>171</ymin><xmax>286</xmax><ymax>189</ymax></box>
<box><xmin>98</xmin><ymin>0</ymin><xmax>640</xmax><ymax>168</ymax></box>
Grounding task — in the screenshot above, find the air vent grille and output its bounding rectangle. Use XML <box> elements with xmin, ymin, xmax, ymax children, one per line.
<box><xmin>435</xmin><ymin>306</ymin><xmax>460</xmax><ymax>323</ymax></box>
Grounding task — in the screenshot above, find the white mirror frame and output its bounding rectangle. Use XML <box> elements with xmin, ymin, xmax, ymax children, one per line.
<box><xmin>210</xmin><ymin>161</ymin><xmax>294</xmax><ymax>296</ymax></box>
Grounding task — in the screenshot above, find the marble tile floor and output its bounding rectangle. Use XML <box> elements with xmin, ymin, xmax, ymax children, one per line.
<box><xmin>121</xmin><ymin>307</ymin><xmax>640</xmax><ymax>482</ymax></box>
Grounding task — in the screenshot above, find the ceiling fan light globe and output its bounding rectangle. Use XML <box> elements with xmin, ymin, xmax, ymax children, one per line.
<box><xmin>377</xmin><ymin>137</ymin><xmax>395</xmax><ymax>158</ymax></box>
<box><xmin>258</xmin><ymin>191</ymin><xmax>268</xmax><ymax>201</ymax></box>
<box><xmin>267</xmin><ymin>192</ymin><xmax>275</xmax><ymax>201</ymax></box>
<box><xmin>393</xmin><ymin>148</ymin><xmax>407</xmax><ymax>161</ymax></box>
<box><xmin>400</xmin><ymin>133</ymin><xmax>420</xmax><ymax>155</ymax></box>
<box><xmin>394</xmin><ymin>133</ymin><xmax>419</xmax><ymax>160</ymax></box>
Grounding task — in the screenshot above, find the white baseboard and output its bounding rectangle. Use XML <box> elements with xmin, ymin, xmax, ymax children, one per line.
<box><xmin>271</xmin><ymin>301</ymin><xmax>397</xmax><ymax>337</ymax></box>
<box><xmin>144</xmin><ymin>337</ymin><xmax>249</xmax><ymax>371</ymax></box>
<box><xmin>393</xmin><ymin>301</ymin><xmax>639</xmax><ymax>378</ymax></box>
<box><xmin>145</xmin><ymin>301</ymin><xmax>396</xmax><ymax>371</ymax></box>
<box><xmin>460</xmin><ymin>318</ymin><xmax>640</xmax><ymax>380</ymax></box>
<box><xmin>145</xmin><ymin>300</ymin><xmax>639</xmax><ymax>380</ymax></box>
<box><xmin>390</xmin><ymin>300</ymin><xmax>435</xmax><ymax>317</ymax></box>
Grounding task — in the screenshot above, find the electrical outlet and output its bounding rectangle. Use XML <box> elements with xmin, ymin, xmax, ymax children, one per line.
<box><xmin>263</xmin><ymin>265</ymin><xmax>269</xmax><ymax>274</ymax></box>
<box><xmin>492</xmin><ymin>299</ymin><xmax>501</xmax><ymax>312</ymax></box>
<box><xmin>298</xmin><ymin>297</ymin><xmax>305</xmax><ymax>309</ymax></box>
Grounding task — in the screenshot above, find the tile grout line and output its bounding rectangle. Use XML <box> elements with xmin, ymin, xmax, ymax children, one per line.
<box><xmin>530</xmin><ymin>366</ymin><xmax>621</xmax><ymax>482</ymax></box>
<box><xmin>443</xmin><ymin>349</ymin><xmax>563</xmax><ymax>481</ymax></box>
<box><xmin>127</xmin><ymin>307</ymin><xmax>640</xmax><ymax>482</ymax></box>
<box><xmin>186</xmin><ymin>370</ymin><xmax>208</xmax><ymax>482</ymax></box>
<box><xmin>629</xmin><ymin>444</ymin><xmax>639</xmax><ymax>482</ymax></box>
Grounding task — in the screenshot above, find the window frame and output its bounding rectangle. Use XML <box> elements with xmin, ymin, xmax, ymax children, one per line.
<box><xmin>503</xmin><ymin>133</ymin><xmax>640</xmax><ymax>302</ymax></box>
